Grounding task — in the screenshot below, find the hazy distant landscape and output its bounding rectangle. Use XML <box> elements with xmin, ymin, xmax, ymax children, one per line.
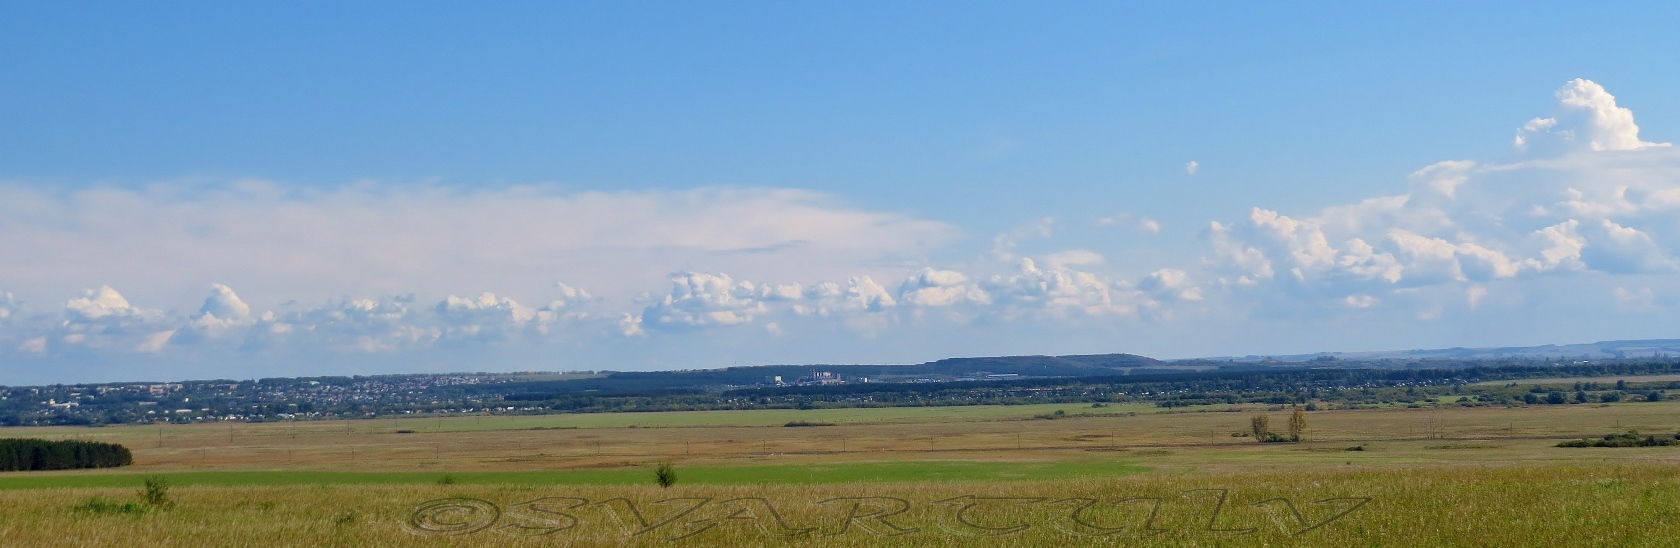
<box><xmin>6</xmin><ymin>338</ymin><xmax>1680</xmax><ymax>427</ymax></box>
<box><xmin>8</xmin><ymin>2</ymin><xmax>1680</xmax><ymax>545</ymax></box>
<box><xmin>7</xmin><ymin>341</ymin><xmax>1680</xmax><ymax>544</ymax></box>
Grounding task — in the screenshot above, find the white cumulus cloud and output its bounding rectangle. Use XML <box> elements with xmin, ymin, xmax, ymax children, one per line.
<box><xmin>65</xmin><ymin>286</ymin><xmax>143</xmax><ymax>321</ymax></box>
<box><xmin>1205</xmin><ymin>78</ymin><xmax>1680</xmax><ymax>315</ymax></box>
<box><xmin>897</xmin><ymin>268</ymin><xmax>988</xmax><ymax>308</ymax></box>
<box><xmin>640</xmin><ymin>272</ymin><xmax>768</xmax><ymax>328</ymax></box>
<box><xmin>1514</xmin><ymin>78</ymin><xmax>1669</xmax><ymax>153</ymax></box>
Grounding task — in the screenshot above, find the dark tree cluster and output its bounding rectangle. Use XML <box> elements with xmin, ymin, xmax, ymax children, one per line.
<box><xmin>1557</xmin><ymin>431</ymin><xmax>1680</xmax><ymax>447</ymax></box>
<box><xmin>0</xmin><ymin>438</ymin><xmax>133</xmax><ymax>471</ymax></box>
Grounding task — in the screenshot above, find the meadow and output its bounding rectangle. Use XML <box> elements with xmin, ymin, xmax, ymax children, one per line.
<box><xmin>3</xmin><ymin>399</ymin><xmax>1680</xmax><ymax>545</ymax></box>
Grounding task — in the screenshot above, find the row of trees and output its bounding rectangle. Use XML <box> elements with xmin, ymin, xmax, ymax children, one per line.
<box><xmin>1520</xmin><ymin>390</ymin><xmax>1664</xmax><ymax>405</ymax></box>
<box><xmin>0</xmin><ymin>438</ymin><xmax>133</xmax><ymax>471</ymax></box>
<box><xmin>1558</xmin><ymin>431</ymin><xmax>1680</xmax><ymax>447</ymax></box>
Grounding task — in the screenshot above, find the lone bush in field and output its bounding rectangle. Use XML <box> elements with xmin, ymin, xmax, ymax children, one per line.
<box><xmin>654</xmin><ymin>462</ymin><xmax>677</xmax><ymax>488</ymax></box>
<box><xmin>140</xmin><ymin>476</ymin><xmax>171</xmax><ymax>508</ymax></box>
<box><xmin>1288</xmin><ymin>408</ymin><xmax>1308</xmax><ymax>442</ymax></box>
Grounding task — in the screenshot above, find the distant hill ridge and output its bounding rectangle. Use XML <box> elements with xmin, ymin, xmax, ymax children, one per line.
<box><xmin>1206</xmin><ymin>338</ymin><xmax>1680</xmax><ymax>362</ymax></box>
<box><xmin>485</xmin><ymin>353</ymin><xmax>1168</xmax><ymax>398</ymax></box>
<box><xmin>920</xmin><ymin>353</ymin><xmax>1162</xmax><ymax>375</ymax></box>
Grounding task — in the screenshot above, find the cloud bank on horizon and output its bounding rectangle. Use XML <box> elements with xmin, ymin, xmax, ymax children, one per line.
<box><xmin>3</xmin><ymin>79</ymin><xmax>1679</xmax><ymax>382</ymax></box>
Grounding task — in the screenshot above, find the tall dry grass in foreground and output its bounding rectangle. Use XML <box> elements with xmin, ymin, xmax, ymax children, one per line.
<box><xmin>1</xmin><ymin>462</ymin><xmax>1677</xmax><ymax>546</ymax></box>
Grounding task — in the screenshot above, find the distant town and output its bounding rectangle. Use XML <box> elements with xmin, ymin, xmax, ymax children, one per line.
<box><xmin>6</xmin><ymin>343</ymin><xmax>1680</xmax><ymax>427</ymax></box>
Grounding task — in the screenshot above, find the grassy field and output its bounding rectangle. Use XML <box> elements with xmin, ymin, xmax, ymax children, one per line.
<box><xmin>5</xmin><ymin>400</ymin><xmax>1679</xmax><ymax>473</ymax></box>
<box><xmin>4</xmin><ymin>463</ymin><xmax>1678</xmax><ymax>545</ymax></box>
<box><xmin>363</xmin><ymin>402</ymin><xmax>1163</xmax><ymax>430</ymax></box>
<box><xmin>6</xmin><ymin>399</ymin><xmax>1680</xmax><ymax>545</ymax></box>
<box><xmin>0</xmin><ymin>461</ymin><xmax>1147</xmax><ymax>490</ymax></box>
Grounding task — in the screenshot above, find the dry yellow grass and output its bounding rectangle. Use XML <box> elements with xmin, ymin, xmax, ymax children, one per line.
<box><xmin>6</xmin><ymin>401</ymin><xmax>1680</xmax><ymax>545</ymax></box>
<box><xmin>5</xmin><ymin>462</ymin><xmax>1679</xmax><ymax>546</ymax></box>
<box><xmin>5</xmin><ymin>401</ymin><xmax>1677</xmax><ymax>473</ymax></box>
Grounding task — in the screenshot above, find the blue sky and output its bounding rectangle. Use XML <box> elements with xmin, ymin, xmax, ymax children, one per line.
<box><xmin>3</xmin><ymin>3</ymin><xmax>1680</xmax><ymax>383</ymax></box>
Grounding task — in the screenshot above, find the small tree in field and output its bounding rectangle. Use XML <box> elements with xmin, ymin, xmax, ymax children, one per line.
<box><xmin>1250</xmin><ymin>414</ymin><xmax>1270</xmax><ymax>442</ymax></box>
<box><xmin>1288</xmin><ymin>408</ymin><xmax>1308</xmax><ymax>442</ymax></box>
<box><xmin>654</xmin><ymin>462</ymin><xmax>677</xmax><ymax>488</ymax></box>
<box><xmin>140</xmin><ymin>476</ymin><xmax>171</xmax><ymax>508</ymax></box>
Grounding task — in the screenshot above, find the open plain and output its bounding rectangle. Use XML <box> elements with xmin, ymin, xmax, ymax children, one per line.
<box><xmin>3</xmin><ymin>397</ymin><xmax>1680</xmax><ymax>545</ymax></box>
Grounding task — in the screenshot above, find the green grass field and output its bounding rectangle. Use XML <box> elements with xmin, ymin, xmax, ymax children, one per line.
<box><xmin>0</xmin><ymin>460</ymin><xmax>1147</xmax><ymax>490</ymax></box>
<box><xmin>3</xmin><ymin>462</ymin><xmax>1677</xmax><ymax>546</ymax></box>
<box><xmin>8</xmin><ymin>398</ymin><xmax>1680</xmax><ymax>545</ymax></box>
<box><xmin>374</xmin><ymin>402</ymin><xmax>1162</xmax><ymax>431</ymax></box>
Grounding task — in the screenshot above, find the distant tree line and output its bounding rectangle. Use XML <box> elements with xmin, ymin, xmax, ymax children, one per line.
<box><xmin>477</xmin><ymin>360</ymin><xmax>1680</xmax><ymax>415</ymax></box>
<box><xmin>0</xmin><ymin>438</ymin><xmax>133</xmax><ymax>471</ymax></box>
<box><xmin>12</xmin><ymin>357</ymin><xmax>1680</xmax><ymax>425</ymax></box>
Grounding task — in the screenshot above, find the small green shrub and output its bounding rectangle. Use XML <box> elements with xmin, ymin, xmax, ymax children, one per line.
<box><xmin>654</xmin><ymin>462</ymin><xmax>677</xmax><ymax>488</ymax></box>
<box><xmin>140</xmin><ymin>476</ymin><xmax>171</xmax><ymax>508</ymax></box>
